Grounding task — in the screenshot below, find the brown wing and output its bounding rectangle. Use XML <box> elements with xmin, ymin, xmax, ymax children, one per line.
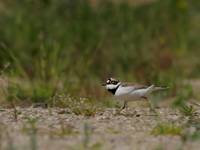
<box><xmin>121</xmin><ymin>82</ymin><xmax>148</xmax><ymax>90</ymax></box>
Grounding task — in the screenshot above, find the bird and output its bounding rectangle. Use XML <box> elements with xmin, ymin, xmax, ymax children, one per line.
<box><xmin>102</xmin><ymin>77</ymin><xmax>168</xmax><ymax>110</ymax></box>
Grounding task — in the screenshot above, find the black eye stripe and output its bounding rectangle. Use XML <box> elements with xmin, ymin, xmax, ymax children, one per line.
<box><xmin>111</xmin><ymin>81</ymin><xmax>118</xmax><ymax>84</ymax></box>
<box><xmin>106</xmin><ymin>78</ymin><xmax>119</xmax><ymax>84</ymax></box>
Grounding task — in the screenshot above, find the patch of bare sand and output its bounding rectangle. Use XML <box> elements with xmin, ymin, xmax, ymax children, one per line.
<box><xmin>0</xmin><ymin>107</ymin><xmax>200</xmax><ymax>150</ymax></box>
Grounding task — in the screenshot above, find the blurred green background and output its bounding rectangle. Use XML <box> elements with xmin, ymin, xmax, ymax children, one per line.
<box><xmin>0</xmin><ymin>0</ymin><xmax>199</xmax><ymax>104</ymax></box>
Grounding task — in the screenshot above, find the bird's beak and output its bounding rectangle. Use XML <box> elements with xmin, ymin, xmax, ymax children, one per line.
<box><xmin>102</xmin><ymin>83</ymin><xmax>106</xmax><ymax>86</ymax></box>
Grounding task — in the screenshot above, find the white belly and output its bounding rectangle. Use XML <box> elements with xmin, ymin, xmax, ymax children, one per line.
<box><xmin>114</xmin><ymin>89</ymin><xmax>149</xmax><ymax>101</ymax></box>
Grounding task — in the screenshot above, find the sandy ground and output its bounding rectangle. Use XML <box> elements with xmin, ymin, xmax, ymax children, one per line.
<box><xmin>0</xmin><ymin>106</ymin><xmax>200</xmax><ymax>150</ymax></box>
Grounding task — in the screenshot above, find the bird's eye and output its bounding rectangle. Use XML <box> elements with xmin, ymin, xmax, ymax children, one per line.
<box><xmin>112</xmin><ymin>81</ymin><xmax>117</xmax><ymax>84</ymax></box>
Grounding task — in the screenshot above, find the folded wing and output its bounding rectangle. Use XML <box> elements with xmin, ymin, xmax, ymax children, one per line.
<box><xmin>115</xmin><ymin>83</ymin><xmax>148</xmax><ymax>96</ymax></box>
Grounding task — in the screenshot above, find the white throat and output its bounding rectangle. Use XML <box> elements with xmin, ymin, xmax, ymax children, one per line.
<box><xmin>106</xmin><ymin>82</ymin><xmax>121</xmax><ymax>90</ymax></box>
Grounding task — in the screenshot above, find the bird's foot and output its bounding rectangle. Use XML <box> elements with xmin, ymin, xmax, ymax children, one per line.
<box><xmin>120</xmin><ymin>101</ymin><xmax>127</xmax><ymax>111</ymax></box>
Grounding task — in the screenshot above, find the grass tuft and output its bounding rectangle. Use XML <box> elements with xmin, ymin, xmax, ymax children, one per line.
<box><xmin>52</xmin><ymin>94</ymin><xmax>100</xmax><ymax>116</ymax></box>
<box><xmin>151</xmin><ymin>123</ymin><xmax>182</xmax><ymax>136</ymax></box>
<box><xmin>179</xmin><ymin>104</ymin><xmax>196</xmax><ymax>116</ymax></box>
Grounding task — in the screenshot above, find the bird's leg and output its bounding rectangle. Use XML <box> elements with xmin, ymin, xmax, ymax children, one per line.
<box><xmin>141</xmin><ymin>96</ymin><xmax>148</xmax><ymax>100</ymax></box>
<box><xmin>120</xmin><ymin>101</ymin><xmax>127</xmax><ymax>110</ymax></box>
<box><xmin>141</xmin><ymin>96</ymin><xmax>156</xmax><ymax>113</ymax></box>
<box><xmin>146</xmin><ymin>98</ymin><xmax>158</xmax><ymax>114</ymax></box>
<box><xmin>115</xmin><ymin>101</ymin><xmax>127</xmax><ymax>115</ymax></box>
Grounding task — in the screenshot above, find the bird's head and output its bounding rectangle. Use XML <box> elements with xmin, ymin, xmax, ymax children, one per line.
<box><xmin>102</xmin><ymin>78</ymin><xmax>120</xmax><ymax>91</ymax></box>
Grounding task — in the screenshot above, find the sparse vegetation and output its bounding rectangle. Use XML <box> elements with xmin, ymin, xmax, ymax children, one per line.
<box><xmin>151</xmin><ymin>123</ymin><xmax>182</xmax><ymax>136</ymax></box>
<box><xmin>6</xmin><ymin>133</ymin><xmax>16</xmax><ymax>150</ymax></box>
<box><xmin>50</xmin><ymin>122</ymin><xmax>78</xmax><ymax>137</ymax></box>
<box><xmin>107</xmin><ymin>127</ymin><xmax>120</xmax><ymax>134</ymax></box>
<box><xmin>172</xmin><ymin>84</ymin><xmax>193</xmax><ymax>106</ymax></box>
<box><xmin>51</xmin><ymin>94</ymin><xmax>100</xmax><ymax>116</ymax></box>
<box><xmin>83</xmin><ymin>123</ymin><xmax>91</xmax><ymax>149</ymax></box>
<box><xmin>179</xmin><ymin>104</ymin><xmax>196</xmax><ymax>116</ymax></box>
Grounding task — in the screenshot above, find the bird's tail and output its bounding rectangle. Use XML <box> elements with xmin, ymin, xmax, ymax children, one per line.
<box><xmin>146</xmin><ymin>85</ymin><xmax>169</xmax><ymax>94</ymax></box>
<box><xmin>146</xmin><ymin>85</ymin><xmax>155</xmax><ymax>94</ymax></box>
<box><xmin>153</xmin><ymin>86</ymin><xmax>169</xmax><ymax>92</ymax></box>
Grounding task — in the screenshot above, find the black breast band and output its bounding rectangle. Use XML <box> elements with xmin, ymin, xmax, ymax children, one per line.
<box><xmin>108</xmin><ymin>84</ymin><xmax>120</xmax><ymax>95</ymax></box>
